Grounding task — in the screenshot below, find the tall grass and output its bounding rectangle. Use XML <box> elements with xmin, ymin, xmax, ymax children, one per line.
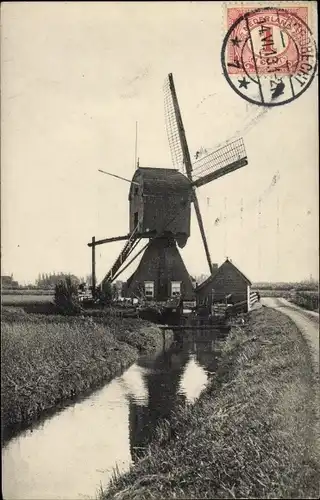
<box><xmin>291</xmin><ymin>291</ymin><xmax>319</xmax><ymax>312</ymax></box>
<box><xmin>1</xmin><ymin>308</ymin><xmax>166</xmax><ymax>441</ymax></box>
<box><xmin>102</xmin><ymin>307</ymin><xmax>319</xmax><ymax>499</ymax></box>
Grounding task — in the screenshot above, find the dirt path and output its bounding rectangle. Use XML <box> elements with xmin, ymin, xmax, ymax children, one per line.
<box><xmin>262</xmin><ymin>297</ymin><xmax>319</xmax><ymax>374</ymax></box>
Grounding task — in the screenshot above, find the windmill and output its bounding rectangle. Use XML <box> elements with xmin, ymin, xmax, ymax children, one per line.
<box><xmin>88</xmin><ymin>73</ymin><xmax>248</xmax><ymax>302</ymax></box>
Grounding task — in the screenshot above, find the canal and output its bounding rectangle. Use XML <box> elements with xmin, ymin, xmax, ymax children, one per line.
<box><xmin>2</xmin><ymin>330</ymin><xmax>222</xmax><ymax>500</ymax></box>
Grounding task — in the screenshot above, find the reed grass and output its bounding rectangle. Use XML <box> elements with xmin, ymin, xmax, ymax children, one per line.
<box><xmin>102</xmin><ymin>307</ymin><xmax>319</xmax><ymax>499</ymax></box>
<box><xmin>1</xmin><ymin>307</ymin><xmax>166</xmax><ymax>441</ymax></box>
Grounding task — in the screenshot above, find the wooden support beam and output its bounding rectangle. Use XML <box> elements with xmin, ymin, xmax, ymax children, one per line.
<box><xmin>88</xmin><ymin>234</ymin><xmax>130</xmax><ymax>247</ymax></box>
<box><xmin>91</xmin><ymin>236</ymin><xmax>96</xmax><ymax>297</ymax></box>
<box><xmin>158</xmin><ymin>325</ymin><xmax>230</xmax><ymax>332</ymax></box>
<box><xmin>87</xmin><ymin>231</ymin><xmax>157</xmax><ymax>247</ymax></box>
<box><xmin>111</xmin><ymin>240</ymin><xmax>149</xmax><ymax>282</ymax></box>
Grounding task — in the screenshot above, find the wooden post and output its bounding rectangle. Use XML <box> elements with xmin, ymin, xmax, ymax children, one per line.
<box><xmin>247</xmin><ymin>285</ymin><xmax>250</xmax><ymax>312</ymax></box>
<box><xmin>92</xmin><ymin>236</ymin><xmax>96</xmax><ymax>298</ymax></box>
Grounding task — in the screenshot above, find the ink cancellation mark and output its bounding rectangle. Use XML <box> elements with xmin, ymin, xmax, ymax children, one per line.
<box><xmin>221</xmin><ymin>6</ymin><xmax>317</xmax><ymax>107</ymax></box>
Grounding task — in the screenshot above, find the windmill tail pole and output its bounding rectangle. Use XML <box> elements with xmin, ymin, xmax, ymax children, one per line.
<box><xmin>88</xmin><ymin>234</ymin><xmax>130</xmax><ymax>247</ymax></box>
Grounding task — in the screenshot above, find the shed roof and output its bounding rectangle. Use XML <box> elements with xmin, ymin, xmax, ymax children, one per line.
<box><xmin>195</xmin><ymin>258</ymin><xmax>251</xmax><ymax>292</ymax></box>
<box><xmin>129</xmin><ymin>167</ymin><xmax>191</xmax><ymax>198</ymax></box>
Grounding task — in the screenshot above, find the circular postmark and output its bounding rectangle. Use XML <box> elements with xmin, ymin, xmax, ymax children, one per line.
<box><xmin>221</xmin><ymin>6</ymin><xmax>318</xmax><ymax>106</ymax></box>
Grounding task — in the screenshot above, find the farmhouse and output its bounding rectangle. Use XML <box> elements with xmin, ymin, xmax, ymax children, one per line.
<box><xmin>195</xmin><ymin>258</ymin><xmax>252</xmax><ymax>309</ymax></box>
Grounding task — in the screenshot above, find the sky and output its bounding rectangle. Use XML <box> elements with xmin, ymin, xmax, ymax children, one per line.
<box><xmin>1</xmin><ymin>1</ymin><xmax>318</xmax><ymax>285</ymax></box>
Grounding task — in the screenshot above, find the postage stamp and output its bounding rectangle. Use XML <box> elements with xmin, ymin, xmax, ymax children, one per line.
<box><xmin>221</xmin><ymin>4</ymin><xmax>318</xmax><ymax>106</ymax></box>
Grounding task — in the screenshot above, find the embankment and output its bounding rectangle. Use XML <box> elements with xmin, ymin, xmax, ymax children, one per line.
<box><xmin>1</xmin><ymin>307</ymin><xmax>169</xmax><ymax>443</ymax></box>
<box><xmin>103</xmin><ymin>306</ymin><xmax>319</xmax><ymax>499</ymax></box>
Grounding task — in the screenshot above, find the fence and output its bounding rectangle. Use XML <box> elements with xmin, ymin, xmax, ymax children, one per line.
<box><xmin>227</xmin><ymin>291</ymin><xmax>259</xmax><ymax>316</ymax></box>
<box><xmin>249</xmin><ymin>291</ymin><xmax>259</xmax><ymax>310</ymax></box>
<box><xmin>229</xmin><ymin>300</ymin><xmax>247</xmax><ymax>315</ymax></box>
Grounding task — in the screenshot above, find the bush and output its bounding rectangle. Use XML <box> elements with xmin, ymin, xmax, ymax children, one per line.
<box><xmin>100</xmin><ymin>281</ymin><xmax>114</xmax><ymax>306</ymax></box>
<box><xmin>291</xmin><ymin>290</ymin><xmax>319</xmax><ymax>311</ymax></box>
<box><xmin>54</xmin><ymin>277</ymin><xmax>82</xmax><ymax>315</ymax></box>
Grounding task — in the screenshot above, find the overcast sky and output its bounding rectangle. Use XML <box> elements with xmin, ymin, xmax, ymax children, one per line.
<box><xmin>1</xmin><ymin>1</ymin><xmax>318</xmax><ymax>285</ymax></box>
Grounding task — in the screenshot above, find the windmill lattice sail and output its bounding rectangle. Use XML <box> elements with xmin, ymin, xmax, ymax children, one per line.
<box><xmin>163</xmin><ymin>75</ymin><xmax>184</xmax><ymax>172</ymax></box>
<box><xmin>192</xmin><ymin>137</ymin><xmax>247</xmax><ymax>180</ymax></box>
<box><xmin>163</xmin><ymin>73</ymin><xmax>249</xmax><ymax>276</ymax></box>
<box><xmin>164</xmin><ymin>73</ymin><xmax>214</xmax><ymax>273</ymax></box>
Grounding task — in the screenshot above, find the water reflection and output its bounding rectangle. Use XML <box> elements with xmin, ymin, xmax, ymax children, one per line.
<box><xmin>180</xmin><ymin>354</ymin><xmax>211</xmax><ymax>399</ymax></box>
<box><xmin>2</xmin><ymin>378</ymin><xmax>132</xmax><ymax>500</ymax></box>
<box><xmin>128</xmin><ymin>344</ymin><xmax>190</xmax><ymax>459</ymax></box>
<box><xmin>2</xmin><ymin>329</ymin><xmax>221</xmax><ymax>500</ymax></box>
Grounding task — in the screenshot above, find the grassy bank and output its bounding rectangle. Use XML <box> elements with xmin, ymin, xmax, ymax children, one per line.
<box><xmin>103</xmin><ymin>306</ymin><xmax>319</xmax><ymax>499</ymax></box>
<box><xmin>1</xmin><ymin>307</ymin><xmax>167</xmax><ymax>442</ymax></box>
<box><xmin>291</xmin><ymin>290</ymin><xmax>319</xmax><ymax>312</ymax></box>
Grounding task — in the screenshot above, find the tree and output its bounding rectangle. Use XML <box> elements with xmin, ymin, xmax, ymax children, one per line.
<box><xmin>85</xmin><ymin>274</ymin><xmax>92</xmax><ymax>286</ymax></box>
<box><xmin>54</xmin><ymin>276</ymin><xmax>82</xmax><ymax>315</ymax></box>
<box><xmin>36</xmin><ymin>272</ymin><xmax>81</xmax><ymax>288</ymax></box>
<box><xmin>100</xmin><ymin>280</ymin><xmax>113</xmax><ymax>306</ymax></box>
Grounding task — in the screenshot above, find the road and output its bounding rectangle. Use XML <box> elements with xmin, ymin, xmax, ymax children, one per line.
<box><xmin>261</xmin><ymin>297</ymin><xmax>319</xmax><ymax>374</ymax></box>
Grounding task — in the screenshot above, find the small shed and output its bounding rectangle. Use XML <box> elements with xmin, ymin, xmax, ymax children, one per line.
<box><xmin>128</xmin><ymin>167</ymin><xmax>191</xmax><ymax>248</ymax></box>
<box><xmin>195</xmin><ymin>258</ymin><xmax>252</xmax><ymax>310</ymax></box>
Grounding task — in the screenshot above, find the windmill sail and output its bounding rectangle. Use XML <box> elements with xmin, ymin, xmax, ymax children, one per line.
<box><xmin>163</xmin><ymin>75</ymin><xmax>184</xmax><ymax>172</ymax></box>
<box><xmin>192</xmin><ymin>138</ymin><xmax>248</xmax><ymax>188</ymax></box>
<box><xmin>164</xmin><ymin>73</ymin><xmax>249</xmax><ymax>275</ymax></box>
<box><xmin>164</xmin><ymin>73</ymin><xmax>214</xmax><ymax>274</ymax></box>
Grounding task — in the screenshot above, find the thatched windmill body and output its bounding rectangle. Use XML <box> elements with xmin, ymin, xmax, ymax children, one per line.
<box><xmin>89</xmin><ymin>74</ymin><xmax>248</xmax><ymax>303</ymax></box>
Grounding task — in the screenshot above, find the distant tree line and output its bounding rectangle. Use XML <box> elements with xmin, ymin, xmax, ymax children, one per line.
<box><xmin>1</xmin><ymin>275</ymin><xmax>19</xmax><ymax>289</ymax></box>
<box><xmin>252</xmin><ymin>281</ymin><xmax>318</xmax><ymax>291</ymax></box>
<box><xmin>36</xmin><ymin>273</ymin><xmax>81</xmax><ymax>289</ymax></box>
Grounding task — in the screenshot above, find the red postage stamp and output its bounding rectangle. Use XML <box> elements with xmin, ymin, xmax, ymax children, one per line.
<box><xmin>221</xmin><ymin>4</ymin><xmax>317</xmax><ymax>106</ymax></box>
<box><xmin>226</xmin><ymin>6</ymin><xmax>308</xmax><ymax>76</ymax></box>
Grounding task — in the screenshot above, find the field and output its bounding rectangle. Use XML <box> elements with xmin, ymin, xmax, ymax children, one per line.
<box><xmin>251</xmin><ymin>282</ymin><xmax>319</xmax><ymax>312</ymax></box>
<box><xmin>2</xmin><ymin>294</ymin><xmax>54</xmax><ymax>305</ymax></box>
<box><xmin>2</xmin><ymin>288</ymin><xmax>55</xmax><ymax>307</ymax></box>
<box><xmin>1</xmin><ymin>307</ymin><xmax>167</xmax><ymax>443</ymax></box>
<box><xmin>103</xmin><ymin>307</ymin><xmax>319</xmax><ymax>499</ymax></box>
<box><xmin>1</xmin><ymin>289</ymin><xmax>54</xmax><ymax>295</ymax></box>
